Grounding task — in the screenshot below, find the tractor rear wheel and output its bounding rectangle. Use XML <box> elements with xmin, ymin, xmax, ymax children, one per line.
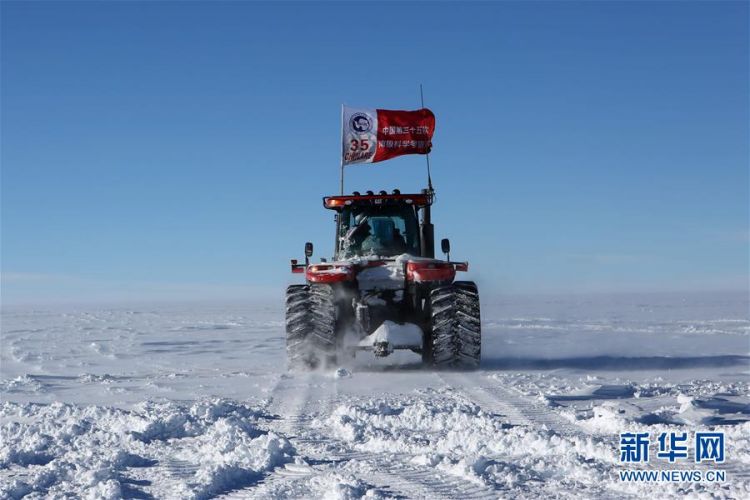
<box><xmin>285</xmin><ymin>284</ymin><xmax>311</xmax><ymax>368</ymax></box>
<box><xmin>284</xmin><ymin>284</ymin><xmax>338</xmax><ymax>369</ymax></box>
<box><xmin>428</xmin><ymin>281</ymin><xmax>481</xmax><ymax>369</ymax></box>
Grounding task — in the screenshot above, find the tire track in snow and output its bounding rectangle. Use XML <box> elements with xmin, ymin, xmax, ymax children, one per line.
<box><xmin>127</xmin><ymin>457</ymin><xmax>201</xmax><ymax>499</ymax></box>
<box><xmin>122</xmin><ymin>374</ymin><xmax>304</xmax><ymax>498</ymax></box>
<box><xmin>348</xmin><ymin>459</ymin><xmax>499</xmax><ymax>500</ymax></box>
<box><xmin>219</xmin><ymin>372</ymin><xmax>336</xmax><ymax>498</ymax></box>
<box><xmin>437</xmin><ymin>371</ymin><xmax>585</xmax><ymax>436</ymax></box>
<box><xmin>222</xmin><ymin>372</ymin><xmax>499</xmax><ymax>499</ymax></box>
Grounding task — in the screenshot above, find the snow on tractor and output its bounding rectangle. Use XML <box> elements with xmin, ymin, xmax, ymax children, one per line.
<box><xmin>285</xmin><ymin>188</ymin><xmax>480</xmax><ymax>369</ymax></box>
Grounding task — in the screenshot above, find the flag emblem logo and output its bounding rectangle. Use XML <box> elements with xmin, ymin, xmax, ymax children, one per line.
<box><xmin>350</xmin><ymin>113</ymin><xmax>372</xmax><ymax>133</ymax></box>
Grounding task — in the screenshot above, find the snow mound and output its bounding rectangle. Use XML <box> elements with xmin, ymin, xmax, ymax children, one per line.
<box><xmin>0</xmin><ymin>399</ymin><xmax>294</xmax><ymax>499</ymax></box>
<box><xmin>333</xmin><ymin>367</ymin><xmax>353</xmax><ymax>379</ymax></box>
<box><xmin>309</xmin><ymin>472</ymin><xmax>383</xmax><ymax>500</ymax></box>
<box><xmin>676</xmin><ymin>394</ymin><xmax>750</xmax><ymax>426</ymax></box>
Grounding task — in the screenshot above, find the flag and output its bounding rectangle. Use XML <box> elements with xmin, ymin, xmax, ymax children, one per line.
<box><xmin>342</xmin><ymin>106</ymin><xmax>435</xmax><ymax>165</ymax></box>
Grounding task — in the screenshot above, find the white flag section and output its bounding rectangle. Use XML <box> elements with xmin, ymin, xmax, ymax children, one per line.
<box><xmin>342</xmin><ymin>106</ymin><xmax>378</xmax><ymax>165</ymax></box>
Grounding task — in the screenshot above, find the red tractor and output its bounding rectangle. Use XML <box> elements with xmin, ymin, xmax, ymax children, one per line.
<box><xmin>286</xmin><ymin>188</ymin><xmax>480</xmax><ymax>369</ymax></box>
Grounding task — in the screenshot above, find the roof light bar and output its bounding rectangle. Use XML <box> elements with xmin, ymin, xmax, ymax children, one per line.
<box><xmin>323</xmin><ymin>193</ymin><xmax>432</xmax><ymax>209</ymax></box>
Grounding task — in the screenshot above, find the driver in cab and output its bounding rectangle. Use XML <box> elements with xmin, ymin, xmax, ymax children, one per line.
<box><xmin>361</xmin><ymin>219</ymin><xmax>407</xmax><ymax>256</ymax></box>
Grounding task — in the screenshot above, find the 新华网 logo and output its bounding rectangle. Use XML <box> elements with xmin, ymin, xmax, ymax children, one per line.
<box><xmin>618</xmin><ymin>431</ymin><xmax>727</xmax><ymax>483</ymax></box>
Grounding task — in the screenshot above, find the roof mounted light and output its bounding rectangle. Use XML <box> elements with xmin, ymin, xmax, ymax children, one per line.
<box><xmin>379</xmin><ymin>190</ymin><xmax>387</xmax><ymax>195</ymax></box>
<box><xmin>324</xmin><ymin>197</ymin><xmax>346</xmax><ymax>207</ymax></box>
<box><xmin>323</xmin><ymin>193</ymin><xmax>432</xmax><ymax>209</ymax></box>
<box><xmin>392</xmin><ymin>189</ymin><xmax>401</xmax><ymax>194</ymax></box>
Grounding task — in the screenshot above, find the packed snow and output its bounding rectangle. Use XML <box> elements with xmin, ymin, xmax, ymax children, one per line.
<box><xmin>358</xmin><ymin>321</ymin><xmax>423</xmax><ymax>351</ymax></box>
<box><xmin>1</xmin><ymin>292</ymin><xmax>749</xmax><ymax>498</ymax></box>
<box><xmin>356</xmin><ymin>264</ymin><xmax>405</xmax><ymax>291</ymax></box>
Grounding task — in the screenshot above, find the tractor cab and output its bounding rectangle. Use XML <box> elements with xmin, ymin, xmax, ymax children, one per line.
<box><xmin>323</xmin><ymin>190</ymin><xmax>434</xmax><ymax>260</ymax></box>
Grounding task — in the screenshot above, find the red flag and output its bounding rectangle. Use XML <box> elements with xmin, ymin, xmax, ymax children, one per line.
<box><xmin>342</xmin><ymin>106</ymin><xmax>435</xmax><ymax>165</ymax></box>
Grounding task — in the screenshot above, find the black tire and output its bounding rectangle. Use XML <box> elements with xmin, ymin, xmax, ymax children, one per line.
<box><xmin>428</xmin><ymin>281</ymin><xmax>481</xmax><ymax>369</ymax></box>
<box><xmin>284</xmin><ymin>284</ymin><xmax>338</xmax><ymax>369</ymax></box>
<box><xmin>308</xmin><ymin>284</ymin><xmax>337</xmax><ymax>366</ymax></box>
<box><xmin>285</xmin><ymin>285</ymin><xmax>312</xmax><ymax>368</ymax></box>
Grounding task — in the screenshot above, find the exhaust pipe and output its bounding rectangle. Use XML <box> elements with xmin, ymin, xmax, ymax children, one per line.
<box><xmin>420</xmin><ymin>188</ymin><xmax>434</xmax><ymax>258</ymax></box>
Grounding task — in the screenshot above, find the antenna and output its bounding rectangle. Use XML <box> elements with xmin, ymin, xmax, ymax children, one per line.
<box><xmin>419</xmin><ymin>84</ymin><xmax>433</xmax><ymax>192</ymax></box>
<box><xmin>340</xmin><ymin>104</ymin><xmax>345</xmax><ymax>195</ymax></box>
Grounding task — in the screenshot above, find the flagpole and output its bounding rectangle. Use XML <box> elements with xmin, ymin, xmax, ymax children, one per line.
<box><xmin>340</xmin><ymin>104</ymin><xmax>345</xmax><ymax>195</ymax></box>
<box><xmin>419</xmin><ymin>84</ymin><xmax>433</xmax><ymax>192</ymax></box>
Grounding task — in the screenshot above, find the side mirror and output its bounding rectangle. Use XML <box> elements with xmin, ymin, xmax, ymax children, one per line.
<box><xmin>441</xmin><ymin>238</ymin><xmax>450</xmax><ymax>255</ymax></box>
<box><xmin>304</xmin><ymin>242</ymin><xmax>313</xmax><ymax>265</ymax></box>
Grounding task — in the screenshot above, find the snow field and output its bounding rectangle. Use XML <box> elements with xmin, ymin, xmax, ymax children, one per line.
<box><xmin>1</xmin><ymin>292</ymin><xmax>748</xmax><ymax>498</ymax></box>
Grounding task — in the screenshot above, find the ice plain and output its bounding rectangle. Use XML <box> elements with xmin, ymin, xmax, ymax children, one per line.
<box><xmin>1</xmin><ymin>291</ymin><xmax>748</xmax><ymax>499</ymax></box>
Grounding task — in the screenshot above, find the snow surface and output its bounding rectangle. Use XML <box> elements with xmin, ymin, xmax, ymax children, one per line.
<box><xmin>1</xmin><ymin>292</ymin><xmax>749</xmax><ymax>498</ymax></box>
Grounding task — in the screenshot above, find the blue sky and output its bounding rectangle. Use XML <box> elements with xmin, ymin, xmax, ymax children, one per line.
<box><xmin>2</xmin><ymin>1</ymin><xmax>748</xmax><ymax>304</ymax></box>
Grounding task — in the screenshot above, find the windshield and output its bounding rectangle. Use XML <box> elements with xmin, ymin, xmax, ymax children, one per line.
<box><xmin>337</xmin><ymin>205</ymin><xmax>420</xmax><ymax>259</ymax></box>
